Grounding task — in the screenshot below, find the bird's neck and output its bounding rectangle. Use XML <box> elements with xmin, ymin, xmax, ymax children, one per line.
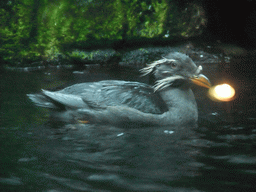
<box><xmin>159</xmin><ymin>85</ymin><xmax>197</xmax><ymax>109</ymax></box>
<box><xmin>158</xmin><ymin>85</ymin><xmax>198</xmax><ymax>126</ymax></box>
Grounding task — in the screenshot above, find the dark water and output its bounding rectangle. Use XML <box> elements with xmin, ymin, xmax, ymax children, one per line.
<box><xmin>1</xmin><ymin>63</ymin><xmax>256</xmax><ymax>192</ymax></box>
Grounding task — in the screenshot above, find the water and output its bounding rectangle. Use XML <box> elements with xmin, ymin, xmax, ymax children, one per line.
<box><xmin>1</xmin><ymin>63</ymin><xmax>256</xmax><ymax>191</ymax></box>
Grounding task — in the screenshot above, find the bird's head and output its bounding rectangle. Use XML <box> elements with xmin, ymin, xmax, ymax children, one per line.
<box><xmin>140</xmin><ymin>52</ymin><xmax>211</xmax><ymax>91</ymax></box>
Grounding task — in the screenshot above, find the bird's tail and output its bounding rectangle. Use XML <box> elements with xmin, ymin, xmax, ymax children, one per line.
<box><xmin>27</xmin><ymin>93</ymin><xmax>57</xmax><ymax>108</ymax></box>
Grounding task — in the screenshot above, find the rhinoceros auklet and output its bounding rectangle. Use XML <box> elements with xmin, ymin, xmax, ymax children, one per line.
<box><xmin>27</xmin><ymin>52</ymin><xmax>211</xmax><ymax>126</ymax></box>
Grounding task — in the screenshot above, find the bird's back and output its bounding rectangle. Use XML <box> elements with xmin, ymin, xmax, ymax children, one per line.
<box><xmin>28</xmin><ymin>80</ymin><xmax>168</xmax><ymax>114</ymax></box>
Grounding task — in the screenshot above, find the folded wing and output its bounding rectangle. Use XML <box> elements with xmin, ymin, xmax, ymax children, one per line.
<box><xmin>28</xmin><ymin>80</ymin><xmax>168</xmax><ymax>114</ymax></box>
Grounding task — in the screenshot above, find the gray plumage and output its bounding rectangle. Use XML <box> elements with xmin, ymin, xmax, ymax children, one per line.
<box><xmin>27</xmin><ymin>52</ymin><xmax>211</xmax><ymax>127</ymax></box>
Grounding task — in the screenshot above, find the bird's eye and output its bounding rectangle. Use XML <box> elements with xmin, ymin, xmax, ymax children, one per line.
<box><xmin>170</xmin><ymin>62</ymin><xmax>177</xmax><ymax>68</ymax></box>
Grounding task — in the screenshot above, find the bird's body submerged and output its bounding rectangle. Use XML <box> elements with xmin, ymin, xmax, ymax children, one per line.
<box><xmin>27</xmin><ymin>52</ymin><xmax>211</xmax><ymax>127</ymax></box>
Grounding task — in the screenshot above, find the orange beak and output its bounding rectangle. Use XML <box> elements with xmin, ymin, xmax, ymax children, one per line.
<box><xmin>190</xmin><ymin>74</ymin><xmax>211</xmax><ymax>88</ymax></box>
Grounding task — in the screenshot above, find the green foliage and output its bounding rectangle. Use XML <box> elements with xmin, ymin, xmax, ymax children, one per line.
<box><xmin>0</xmin><ymin>0</ymin><xmax>205</xmax><ymax>66</ymax></box>
<box><xmin>67</xmin><ymin>49</ymin><xmax>119</xmax><ymax>64</ymax></box>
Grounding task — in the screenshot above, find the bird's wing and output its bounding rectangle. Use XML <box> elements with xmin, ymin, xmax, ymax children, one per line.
<box><xmin>71</xmin><ymin>80</ymin><xmax>168</xmax><ymax>114</ymax></box>
<box><xmin>43</xmin><ymin>80</ymin><xmax>168</xmax><ymax>114</ymax></box>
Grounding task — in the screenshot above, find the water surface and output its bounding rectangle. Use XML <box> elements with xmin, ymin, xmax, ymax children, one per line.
<box><xmin>1</xmin><ymin>64</ymin><xmax>256</xmax><ymax>192</ymax></box>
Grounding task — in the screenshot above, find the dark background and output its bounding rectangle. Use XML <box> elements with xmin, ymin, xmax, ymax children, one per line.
<box><xmin>201</xmin><ymin>0</ymin><xmax>256</xmax><ymax>48</ymax></box>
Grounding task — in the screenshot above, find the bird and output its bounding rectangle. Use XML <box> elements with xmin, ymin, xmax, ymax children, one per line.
<box><xmin>27</xmin><ymin>52</ymin><xmax>211</xmax><ymax>127</ymax></box>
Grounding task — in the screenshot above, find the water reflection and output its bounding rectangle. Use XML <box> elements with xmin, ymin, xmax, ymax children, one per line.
<box><xmin>1</xmin><ymin>66</ymin><xmax>256</xmax><ymax>191</ymax></box>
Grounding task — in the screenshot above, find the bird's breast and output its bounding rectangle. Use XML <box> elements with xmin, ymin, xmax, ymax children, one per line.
<box><xmin>159</xmin><ymin>87</ymin><xmax>198</xmax><ymax>125</ymax></box>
